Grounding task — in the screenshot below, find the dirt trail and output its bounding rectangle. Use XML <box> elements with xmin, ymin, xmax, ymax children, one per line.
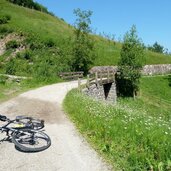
<box><xmin>0</xmin><ymin>81</ymin><xmax>112</xmax><ymax>171</ymax></box>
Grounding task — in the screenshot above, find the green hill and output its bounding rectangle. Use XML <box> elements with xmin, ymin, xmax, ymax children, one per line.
<box><xmin>0</xmin><ymin>0</ymin><xmax>171</xmax><ymax>78</ymax></box>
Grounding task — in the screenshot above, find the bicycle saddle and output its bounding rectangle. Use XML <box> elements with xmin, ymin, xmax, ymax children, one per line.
<box><xmin>0</xmin><ymin>115</ymin><xmax>7</xmax><ymax>122</ymax></box>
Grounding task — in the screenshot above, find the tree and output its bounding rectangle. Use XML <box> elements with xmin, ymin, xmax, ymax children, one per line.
<box><xmin>148</xmin><ymin>42</ymin><xmax>164</xmax><ymax>54</ymax></box>
<box><xmin>117</xmin><ymin>25</ymin><xmax>144</xmax><ymax>98</ymax></box>
<box><xmin>72</xmin><ymin>8</ymin><xmax>95</xmax><ymax>74</ymax></box>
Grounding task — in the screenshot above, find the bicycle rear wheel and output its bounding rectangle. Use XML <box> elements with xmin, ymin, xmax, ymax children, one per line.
<box><xmin>12</xmin><ymin>129</ymin><xmax>51</xmax><ymax>152</ymax></box>
<box><xmin>16</xmin><ymin>116</ymin><xmax>44</xmax><ymax>130</ymax></box>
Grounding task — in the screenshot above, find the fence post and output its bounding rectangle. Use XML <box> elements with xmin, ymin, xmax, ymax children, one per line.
<box><xmin>112</xmin><ymin>71</ymin><xmax>115</xmax><ymax>81</ymax></box>
<box><xmin>100</xmin><ymin>72</ymin><xmax>102</xmax><ymax>85</ymax></box>
<box><xmin>78</xmin><ymin>78</ymin><xmax>81</xmax><ymax>92</ymax></box>
<box><xmin>95</xmin><ymin>72</ymin><xmax>99</xmax><ymax>88</ymax></box>
<box><xmin>87</xmin><ymin>74</ymin><xmax>90</xmax><ymax>88</ymax></box>
<box><xmin>107</xmin><ymin>70</ymin><xmax>110</xmax><ymax>83</ymax></box>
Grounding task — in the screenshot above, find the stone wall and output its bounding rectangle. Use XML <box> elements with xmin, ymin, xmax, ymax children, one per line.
<box><xmin>89</xmin><ymin>66</ymin><xmax>118</xmax><ymax>74</ymax></box>
<box><xmin>90</xmin><ymin>64</ymin><xmax>171</xmax><ymax>76</ymax></box>
<box><xmin>83</xmin><ymin>82</ymin><xmax>117</xmax><ymax>104</ymax></box>
<box><xmin>142</xmin><ymin>64</ymin><xmax>171</xmax><ymax>75</ymax></box>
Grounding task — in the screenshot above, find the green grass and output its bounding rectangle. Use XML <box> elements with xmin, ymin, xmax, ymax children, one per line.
<box><xmin>64</xmin><ymin>75</ymin><xmax>171</xmax><ymax>170</ymax></box>
<box><xmin>0</xmin><ymin>76</ymin><xmax>63</xmax><ymax>103</ymax></box>
<box><xmin>0</xmin><ymin>0</ymin><xmax>171</xmax><ymax>70</ymax></box>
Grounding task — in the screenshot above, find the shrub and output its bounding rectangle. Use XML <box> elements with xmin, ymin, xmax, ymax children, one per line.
<box><xmin>23</xmin><ymin>50</ymin><xmax>32</xmax><ymax>60</ymax></box>
<box><xmin>15</xmin><ymin>52</ymin><xmax>22</xmax><ymax>59</ymax></box>
<box><xmin>5</xmin><ymin>59</ymin><xmax>17</xmax><ymax>75</ymax></box>
<box><xmin>148</xmin><ymin>42</ymin><xmax>164</xmax><ymax>54</ymax></box>
<box><xmin>6</xmin><ymin>40</ymin><xmax>19</xmax><ymax>50</ymax></box>
<box><xmin>0</xmin><ymin>26</ymin><xmax>13</xmax><ymax>34</ymax></box>
<box><xmin>44</xmin><ymin>39</ymin><xmax>55</xmax><ymax>47</ymax></box>
<box><xmin>15</xmin><ymin>50</ymin><xmax>32</xmax><ymax>60</ymax></box>
<box><xmin>29</xmin><ymin>41</ymin><xmax>44</xmax><ymax>50</ymax></box>
<box><xmin>0</xmin><ymin>14</ymin><xmax>11</xmax><ymax>24</ymax></box>
<box><xmin>0</xmin><ymin>75</ymin><xmax>8</xmax><ymax>84</ymax></box>
<box><xmin>7</xmin><ymin>0</ymin><xmax>54</xmax><ymax>16</ymax></box>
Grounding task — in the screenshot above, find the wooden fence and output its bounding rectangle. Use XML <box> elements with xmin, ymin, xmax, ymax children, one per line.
<box><xmin>86</xmin><ymin>70</ymin><xmax>115</xmax><ymax>88</ymax></box>
<box><xmin>59</xmin><ymin>72</ymin><xmax>84</xmax><ymax>80</ymax></box>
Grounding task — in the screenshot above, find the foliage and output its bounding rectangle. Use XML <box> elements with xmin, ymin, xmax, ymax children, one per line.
<box><xmin>64</xmin><ymin>76</ymin><xmax>171</xmax><ymax>170</ymax></box>
<box><xmin>29</xmin><ymin>40</ymin><xmax>44</xmax><ymax>50</ymax></box>
<box><xmin>32</xmin><ymin>52</ymin><xmax>62</xmax><ymax>80</ymax></box>
<box><xmin>0</xmin><ymin>0</ymin><xmax>171</xmax><ymax>74</ymax></box>
<box><xmin>0</xmin><ymin>26</ymin><xmax>13</xmax><ymax>35</ymax></box>
<box><xmin>0</xmin><ymin>14</ymin><xmax>11</xmax><ymax>24</ymax></box>
<box><xmin>44</xmin><ymin>38</ymin><xmax>56</xmax><ymax>48</ymax></box>
<box><xmin>7</xmin><ymin>0</ymin><xmax>54</xmax><ymax>16</ymax></box>
<box><xmin>16</xmin><ymin>49</ymin><xmax>32</xmax><ymax>60</ymax></box>
<box><xmin>117</xmin><ymin>25</ymin><xmax>144</xmax><ymax>97</ymax></box>
<box><xmin>168</xmin><ymin>75</ymin><xmax>171</xmax><ymax>87</ymax></box>
<box><xmin>5</xmin><ymin>58</ymin><xmax>17</xmax><ymax>75</ymax></box>
<box><xmin>148</xmin><ymin>42</ymin><xmax>164</xmax><ymax>54</ymax></box>
<box><xmin>5</xmin><ymin>40</ymin><xmax>19</xmax><ymax>49</ymax></box>
<box><xmin>0</xmin><ymin>0</ymin><xmax>171</xmax><ymax>83</ymax></box>
<box><xmin>72</xmin><ymin>8</ymin><xmax>96</xmax><ymax>74</ymax></box>
<box><xmin>23</xmin><ymin>49</ymin><xmax>32</xmax><ymax>60</ymax></box>
<box><xmin>0</xmin><ymin>75</ymin><xmax>8</xmax><ymax>84</ymax></box>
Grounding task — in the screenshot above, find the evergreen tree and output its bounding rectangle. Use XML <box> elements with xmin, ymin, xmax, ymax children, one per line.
<box><xmin>117</xmin><ymin>25</ymin><xmax>144</xmax><ymax>97</ymax></box>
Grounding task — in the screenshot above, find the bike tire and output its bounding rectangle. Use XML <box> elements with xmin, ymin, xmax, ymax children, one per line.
<box><xmin>12</xmin><ymin>129</ymin><xmax>51</xmax><ymax>152</ymax></box>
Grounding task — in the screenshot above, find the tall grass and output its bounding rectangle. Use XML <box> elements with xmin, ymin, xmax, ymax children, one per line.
<box><xmin>64</xmin><ymin>76</ymin><xmax>171</xmax><ymax>170</ymax></box>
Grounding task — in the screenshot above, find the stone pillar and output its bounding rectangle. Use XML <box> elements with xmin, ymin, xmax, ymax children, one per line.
<box><xmin>105</xmin><ymin>82</ymin><xmax>117</xmax><ymax>104</ymax></box>
<box><xmin>82</xmin><ymin>82</ymin><xmax>117</xmax><ymax>104</ymax></box>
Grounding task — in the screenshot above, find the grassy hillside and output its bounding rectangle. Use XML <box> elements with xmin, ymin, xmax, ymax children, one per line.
<box><xmin>0</xmin><ymin>0</ymin><xmax>171</xmax><ymax>75</ymax></box>
<box><xmin>64</xmin><ymin>75</ymin><xmax>171</xmax><ymax>170</ymax></box>
<box><xmin>0</xmin><ymin>0</ymin><xmax>72</xmax><ymax>43</ymax></box>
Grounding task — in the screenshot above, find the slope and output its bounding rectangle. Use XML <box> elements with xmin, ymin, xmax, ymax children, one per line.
<box><xmin>0</xmin><ymin>0</ymin><xmax>171</xmax><ymax>78</ymax></box>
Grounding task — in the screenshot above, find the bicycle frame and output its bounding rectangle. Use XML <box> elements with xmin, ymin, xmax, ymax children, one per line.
<box><xmin>0</xmin><ymin>119</ymin><xmax>19</xmax><ymax>136</ymax></box>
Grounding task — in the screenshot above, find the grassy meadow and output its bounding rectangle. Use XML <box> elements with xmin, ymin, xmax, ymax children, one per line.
<box><xmin>64</xmin><ymin>75</ymin><xmax>171</xmax><ymax>170</ymax></box>
<box><xmin>0</xmin><ymin>0</ymin><xmax>171</xmax><ymax>72</ymax></box>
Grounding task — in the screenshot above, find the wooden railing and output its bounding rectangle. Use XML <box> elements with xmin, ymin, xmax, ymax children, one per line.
<box><xmin>86</xmin><ymin>70</ymin><xmax>115</xmax><ymax>88</ymax></box>
<box><xmin>59</xmin><ymin>72</ymin><xmax>84</xmax><ymax>80</ymax></box>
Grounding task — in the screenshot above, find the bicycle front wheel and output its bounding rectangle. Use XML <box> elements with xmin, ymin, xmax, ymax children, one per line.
<box><xmin>12</xmin><ymin>129</ymin><xmax>51</xmax><ymax>152</ymax></box>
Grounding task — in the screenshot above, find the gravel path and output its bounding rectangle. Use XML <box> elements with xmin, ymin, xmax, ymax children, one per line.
<box><xmin>0</xmin><ymin>81</ymin><xmax>112</xmax><ymax>171</ymax></box>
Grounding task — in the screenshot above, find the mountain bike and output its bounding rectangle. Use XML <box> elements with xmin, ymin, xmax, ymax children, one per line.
<box><xmin>0</xmin><ymin>114</ymin><xmax>51</xmax><ymax>152</ymax></box>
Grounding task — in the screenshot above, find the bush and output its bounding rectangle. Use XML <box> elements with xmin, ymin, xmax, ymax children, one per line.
<box><xmin>44</xmin><ymin>39</ymin><xmax>55</xmax><ymax>47</ymax></box>
<box><xmin>5</xmin><ymin>59</ymin><xmax>17</xmax><ymax>75</ymax></box>
<box><xmin>29</xmin><ymin>41</ymin><xmax>44</xmax><ymax>50</ymax></box>
<box><xmin>0</xmin><ymin>26</ymin><xmax>13</xmax><ymax>34</ymax></box>
<box><xmin>0</xmin><ymin>75</ymin><xmax>8</xmax><ymax>84</ymax></box>
<box><xmin>7</xmin><ymin>0</ymin><xmax>53</xmax><ymax>16</ymax></box>
<box><xmin>16</xmin><ymin>50</ymin><xmax>32</xmax><ymax>60</ymax></box>
<box><xmin>0</xmin><ymin>15</ymin><xmax>11</xmax><ymax>24</ymax></box>
<box><xmin>6</xmin><ymin>40</ymin><xmax>19</xmax><ymax>50</ymax></box>
<box><xmin>23</xmin><ymin>50</ymin><xmax>32</xmax><ymax>60</ymax></box>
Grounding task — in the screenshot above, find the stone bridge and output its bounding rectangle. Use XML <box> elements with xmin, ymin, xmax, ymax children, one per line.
<box><xmin>83</xmin><ymin>70</ymin><xmax>117</xmax><ymax>104</ymax></box>
<box><xmin>81</xmin><ymin>64</ymin><xmax>171</xmax><ymax>104</ymax></box>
